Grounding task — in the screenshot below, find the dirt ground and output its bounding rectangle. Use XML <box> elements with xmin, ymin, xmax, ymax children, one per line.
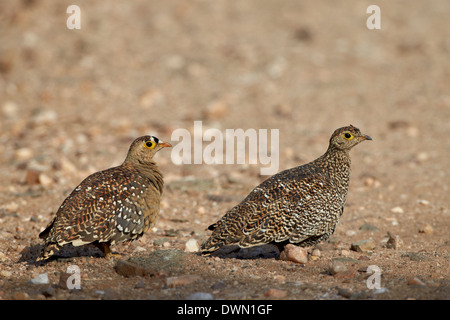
<box><xmin>0</xmin><ymin>0</ymin><xmax>449</xmax><ymax>301</ymax></box>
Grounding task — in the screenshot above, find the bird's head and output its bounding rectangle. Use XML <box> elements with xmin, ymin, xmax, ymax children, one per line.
<box><xmin>329</xmin><ymin>125</ymin><xmax>372</xmax><ymax>151</ymax></box>
<box><xmin>125</xmin><ymin>135</ymin><xmax>172</xmax><ymax>164</ymax></box>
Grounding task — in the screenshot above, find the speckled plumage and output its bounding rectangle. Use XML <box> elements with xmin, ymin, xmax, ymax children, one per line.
<box><xmin>38</xmin><ymin>135</ymin><xmax>171</xmax><ymax>261</ymax></box>
<box><xmin>201</xmin><ymin>125</ymin><xmax>372</xmax><ymax>255</ymax></box>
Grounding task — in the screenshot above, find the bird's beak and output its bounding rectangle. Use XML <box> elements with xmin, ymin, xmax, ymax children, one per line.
<box><xmin>359</xmin><ymin>135</ymin><xmax>372</xmax><ymax>141</ymax></box>
<box><xmin>159</xmin><ymin>142</ymin><xmax>172</xmax><ymax>148</ymax></box>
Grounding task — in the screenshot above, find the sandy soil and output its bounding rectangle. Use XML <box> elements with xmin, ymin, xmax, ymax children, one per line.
<box><xmin>0</xmin><ymin>0</ymin><xmax>449</xmax><ymax>301</ymax></box>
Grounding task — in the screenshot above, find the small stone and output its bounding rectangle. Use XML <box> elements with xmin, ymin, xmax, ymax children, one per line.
<box><xmin>33</xmin><ymin>109</ymin><xmax>57</xmax><ymax>124</ymax></box>
<box><xmin>29</xmin><ymin>273</ymin><xmax>49</xmax><ymax>285</ymax></box>
<box><xmin>197</xmin><ymin>206</ymin><xmax>206</xmax><ymax>215</ymax></box>
<box><xmin>0</xmin><ymin>270</ymin><xmax>12</xmax><ymax>277</ymax></box>
<box><xmin>15</xmin><ymin>148</ymin><xmax>33</xmax><ymax>161</ymax></box>
<box><xmin>153</xmin><ymin>237</ymin><xmax>169</xmax><ymax>246</ymax></box>
<box><xmin>408</xmin><ymin>277</ymin><xmax>426</xmax><ymax>286</ymax></box>
<box><xmin>416</xmin><ymin>152</ymin><xmax>429</xmax><ymax>162</ymax></box>
<box><xmin>58</xmin><ymin>272</ymin><xmax>71</xmax><ymax>289</ymax></box>
<box><xmin>133</xmin><ymin>246</ymin><xmax>146</xmax><ymax>252</ymax></box>
<box><xmin>385</xmin><ymin>232</ymin><xmax>403</xmax><ymax>249</ymax></box>
<box><xmin>311</xmin><ymin>248</ymin><xmax>321</xmax><ymax>258</ymax></box>
<box><xmin>273</xmin><ymin>275</ymin><xmax>286</xmax><ymax>282</ymax></box>
<box><xmin>264</xmin><ymin>288</ymin><xmax>287</xmax><ymax>298</ymax></box>
<box><xmin>166</xmin><ymin>274</ymin><xmax>201</xmax><ymax>288</ymax></box>
<box><xmin>329</xmin><ymin>260</ymin><xmax>347</xmax><ymax>275</ymax></box>
<box><xmin>274</xmin><ymin>103</ymin><xmax>292</xmax><ymax>117</ymax></box>
<box><xmin>340</xmin><ymin>249</ymin><xmax>351</xmax><ymax>257</ymax></box>
<box><xmin>114</xmin><ymin>260</ymin><xmax>157</xmax><ymax>278</ymax></box>
<box><xmin>391</xmin><ymin>206</ymin><xmax>404</xmax><ymax>214</ymax></box>
<box><xmin>279</xmin><ymin>244</ymin><xmax>308</xmax><ymax>264</ymax></box>
<box><xmin>419</xmin><ymin>224</ymin><xmax>433</xmax><ymax>234</ymax></box>
<box><xmin>134</xmin><ymin>279</ymin><xmax>146</xmax><ymax>289</ymax></box>
<box><xmin>186</xmin><ymin>292</ymin><xmax>213</xmax><ymax>300</ymax></box>
<box><xmin>38</xmin><ymin>173</ymin><xmax>53</xmax><ymax>187</ymax></box>
<box><xmin>337</xmin><ymin>287</ymin><xmax>352</xmax><ymax>298</ymax></box>
<box><xmin>185</xmin><ymin>238</ymin><xmax>200</xmax><ymax>253</ymax></box>
<box><xmin>25</xmin><ymin>169</ymin><xmax>41</xmax><ymax>185</ymax></box>
<box><xmin>351</xmin><ymin>239</ymin><xmax>376</xmax><ymax>252</ymax></box>
<box><xmin>13</xmin><ymin>292</ymin><xmax>30</xmax><ymax>300</ymax></box>
<box><xmin>359</xmin><ymin>223</ymin><xmax>379</xmax><ymax>231</ymax></box>
<box><xmin>417</xmin><ymin>199</ymin><xmax>430</xmax><ymax>206</ymax></box>
<box><xmin>2</xmin><ymin>101</ymin><xmax>18</xmax><ymax>118</ymax></box>
<box><xmin>346</xmin><ymin>230</ymin><xmax>357</xmax><ymax>237</ymax></box>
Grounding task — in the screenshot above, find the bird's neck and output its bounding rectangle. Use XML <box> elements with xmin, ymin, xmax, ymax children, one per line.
<box><xmin>316</xmin><ymin>146</ymin><xmax>352</xmax><ymax>190</ymax></box>
<box><xmin>124</xmin><ymin>160</ymin><xmax>164</xmax><ymax>194</ymax></box>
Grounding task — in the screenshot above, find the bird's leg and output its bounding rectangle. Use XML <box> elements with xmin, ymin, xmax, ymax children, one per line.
<box><xmin>93</xmin><ymin>242</ymin><xmax>122</xmax><ymax>259</ymax></box>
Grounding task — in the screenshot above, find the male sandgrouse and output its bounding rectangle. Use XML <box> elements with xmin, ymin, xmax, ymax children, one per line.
<box><xmin>38</xmin><ymin>135</ymin><xmax>171</xmax><ymax>261</ymax></box>
<box><xmin>201</xmin><ymin>125</ymin><xmax>371</xmax><ymax>255</ymax></box>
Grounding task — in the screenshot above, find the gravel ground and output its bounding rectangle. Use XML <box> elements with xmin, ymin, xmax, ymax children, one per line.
<box><xmin>0</xmin><ymin>0</ymin><xmax>449</xmax><ymax>301</ymax></box>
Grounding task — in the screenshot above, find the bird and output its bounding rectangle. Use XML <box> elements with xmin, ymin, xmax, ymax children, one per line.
<box><xmin>201</xmin><ymin>125</ymin><xmax>372</xmax><ymax>256</ymax></box>
<box><xmin>37</xmin><ymin>135</ymin><xmax>172</xmax><ymax>261</ymax></box>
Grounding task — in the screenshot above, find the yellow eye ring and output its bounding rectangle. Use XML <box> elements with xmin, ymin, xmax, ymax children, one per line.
<box><xmin>343</xmin><ymin>132</ymin><xmax>354</xmax><ymax>140</ymax></box>
<box><xmin>144</xmin><ymin>141</ymin><xmax>155</xmax><ymax>149</ymax></box>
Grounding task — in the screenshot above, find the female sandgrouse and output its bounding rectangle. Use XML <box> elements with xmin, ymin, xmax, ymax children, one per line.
<box><xmin>38</xmin><ymin>136</ymin><xmax>171</xmax><ymax>261</ymax></box>
<box><xmin>201</xmin><ymin>125</ymin><xmax>371</xmax><ymax>255</ymax></box>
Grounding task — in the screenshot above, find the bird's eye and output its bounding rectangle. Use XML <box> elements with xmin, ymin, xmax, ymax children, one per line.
<box><xmin>343</xmin><ymin>132</ymin><xmax>353</xmax><ymax>140</ymax></box>
<box><xmin>144</xmin><ymin>141</ymin><xmax>155</xmax><ymax>149</ymax></box>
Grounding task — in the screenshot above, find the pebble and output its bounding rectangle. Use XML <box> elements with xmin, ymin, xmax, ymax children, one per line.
<box><xmin>337</xmin><ymin>287</ymin><xmax>352</xmax><ymax>298</ymax></box>
<box><xmin>328</xmin><ymin>260</ymin><xmax>347</xmax><ymax>275</ymax></box>
<box><xmin>15</xmin><ymin>148</ymin><xmax>33</xmax><ymax>161</ymax></box>
<box><xmin>359</xmin><ymin>223</ymin><xmax>379</xmax><ymax>231</ymax></box>
<box><xmin>274</xmin><ymin>103</ymin><xmax>292</xmax><ymax>117</ymax></box>
<box><xmin>25</xmin><ymin>169</ymin><xmax>53</xmax><ymax>187</ymax></box>
<box><xmin>13</xmin><ymin>292</ymin><xmax>30</xmax><ymax>300</ymax></box>
<box><xmin>385</xmin><ymin>232</ymin><xmax>403</xmax><ymax>249</ymax></box>
<box><xmin>29</xmin><ymin>273</ymin><xmax>50</xmax><ymax>285</ymax></box>
<box><xmin>185</xmin><ymin>238</ymin><xmax>200</xmax><ymax>253</ymax></box>
<box><xmin>279</xmin><ymin>244</ymin><xmax>308</xmax><ymax>264</ymax></box>
<box><xmin>264</xmin><ymin>288</ymin><xmax>287</xmax><ymax>298</ymax></box>
<box><xmin>166</xmin><ymin>274</ymin><xmax>202</xmax><ymax>288</ymax></box>
<box><xmin>418</xmin><ymin>224</ymin><xmax>433</xmax><ymax>234</ymax></box>
<box><xmin>33</xmin><ymin>109</ymin><xmax>57</xmax><ymax>124</ymax></box>
<box><xmin>417</xmin><ymin>199</ymin><xmax>430</xmax><ymax>206</ymax></box>
<box><xmin>391</xmin><ymin>206</ymin><xmax>404</xmax><ymax>214</ymax></box>
<box><xmin>415</xmin><ymin>152</ymin><xmax>429</xmax><ymax>162</ymax></box>
<box><xmin>186</xmin><ymin>292</ymin><xmax>214</xmax><ymax>300</ymax></box>
<box><xmin>311</xmin><ymin>248</ymin><xmax>321</xmax><ymax>259</ymax></box>
<box><xmin>133</xmin><ymin>246</ymin><xmax>147</xmax><ymax>252</ymax></box>
<box><xmin>345</xmin><ymin>230</ymin><xmax>357</xmax><ymax>237</ymax></box>
<box><xmin>114</xmin><ymin>260</ymin><xmax>157</xmax><ymax>278</ymax></box>
<box><xmin>407</xmin><ymin>277</ymin><xmax>426</xmax><ymax>286</ymax></box>
<box><xmin>350</xmin><ymin>239</ymin><xmax>376</xmax><ymax>252</ymax></box>
<box><xmin>364</xmin><ymin>177</ymin><xmax>381</xmax><ymax>188</ymax></box>
<box><xmin>2</xmin><ymin>101</ymin><xmax>18</xmax><ymax>118</ymax></box>
<box><xmin>0</xmin><ymin>270</ymin><xmax>12</xmax><ymax>277</ymax></box>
